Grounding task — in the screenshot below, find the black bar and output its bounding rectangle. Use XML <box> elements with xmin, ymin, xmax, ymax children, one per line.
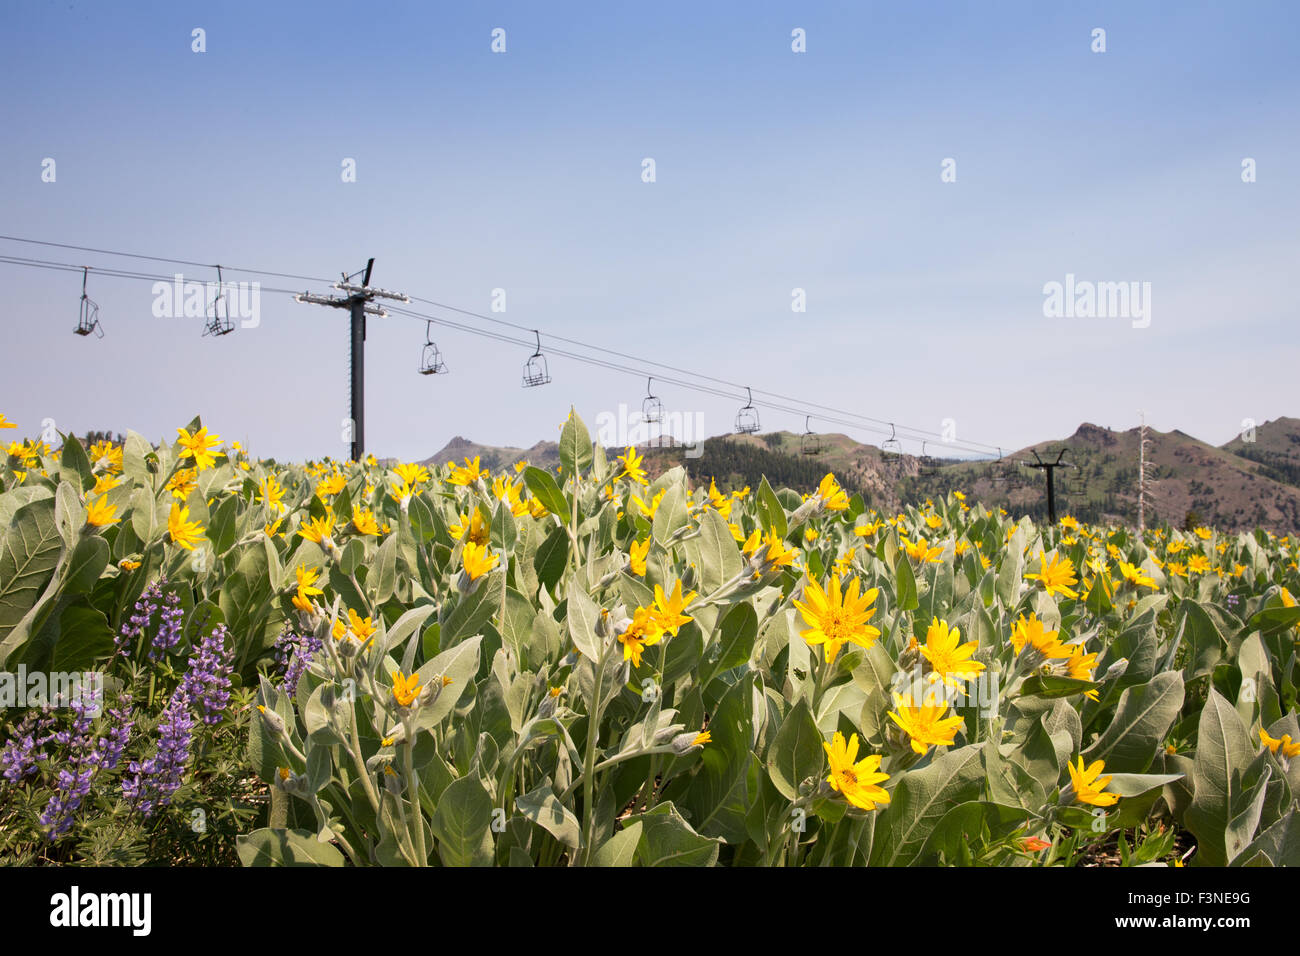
<box><xmin>1045</xmin><ymin>464</ymin><xmax>1056</xmax><ymax>524</ymax></box>
<box><xmin>350</xmin><ymin>296</ymin><xmax>365</xmax><ymax>461</ymax></box>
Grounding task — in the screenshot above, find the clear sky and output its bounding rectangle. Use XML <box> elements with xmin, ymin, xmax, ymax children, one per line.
<box><xmin>2</xmin><ymin>1</ymin><xmax>1297</xmax><ymax>462</ymax></box>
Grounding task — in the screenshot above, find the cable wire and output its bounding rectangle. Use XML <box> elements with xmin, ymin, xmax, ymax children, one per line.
<box><xmin>1</xmin><ymin>235</ymin><xmax>1020</xmax><ymax>460</ymax></box>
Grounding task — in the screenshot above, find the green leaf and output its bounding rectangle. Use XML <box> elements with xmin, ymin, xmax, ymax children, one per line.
<box><xmin>592</xmin><ymin>822</ymin><xmax>642</xmax><ymax>866</ymax></box>
<box><xmin>996</xmin><ymin>542</ymin><xmax>1023</xmax><ymax>608</ymax></box>
<box><xmin>440</xmin><ymin>572</ymin><xmax>503</xmax><ymax>649</ymax></box>
<box><xmin>1244</xmin><ymin>605</ymin><xmax>1300</xmax><ymax>636</ymax></box>
<box><xmin>50</xmin><ymin>603</ymin><xmax>114</xmax><ymax>671</ymax></box>
<box><xmin>1082</xmin><ymin>671</ymin><xmax>1184</xmax><ymax>774</ymax></box>
<box><xmin>919</xmin><ymin>801</ymin><xmax>1029</xmax><ymax>864</ymax></box>
<box><xmin>522</xmin><ymin>466</ymin><xmax>570</xmax><ymax>525</ymax></box>
<box><xmin>430</xmin><ymin>774</ymin><xmax>495</xmax><ymax>867</ymax></box>
<box><xmin>121</xmin><ymin>431</ymin><xmax>154</xmax><ymax>487</ymax></box>
<box><xmin>757</xmin><ymin>477</ymin><xmax>788</xmax><ymax>538</ymax></box>
<box><xmin>558</xmin><ymin>408</ymin><xmax>593</xmax><ymax>478</ymax></box>
<box><xmin>236</xmin><ymin>828</ymin><xmax>345</xmax><ymax>866</ymax></box>
<box><xmin>128</xmin><ymin>486</ymin><xmax>163</xmax><ymax>547</ymax></box>
<box><xmin>516</xmin><ymin>781</ymin><xmax>583</xmax><ymax>849</ymax></box>
<box><xmin>683</xmin><ymin>509</ymin><xmax>744</xmax><ymax>595</ymax></box>
<box><xmin>206</xmin><ymin>494</ymin><xmax>239</xmax><ymax>556</ymax></box>
<box><xmin>381</xmin><ymin>603</ymin><xmax>437</xmax><ymax>661</ymax></box>
<box><xmin>534</xmin><ymin>523</ymin><xmax>570</xmax><ymax>594</ymax></box>
<box><xmin>59</xmin><ymin>435</ymin><xmax>93</xmax><ymax>488</ymax></box>
<box><xmin>650</xmin><ymin>483</ymin><xmax>688</xmax><ymax>546</ymax></box>
<box><xmin>372</xmin><ymin>533</ymin><xmax>399</xmax><ymax>604</ymax></box>
<box><xmin>765</xmin><ymin>697</ymin><xmax>822</xmax><ymax>800</ymax></box>
<box><xmin>64</xmin><ymin>535</ymin><xmax>109</xmax><ymax>596</ymax></box>
<box><xmin>685</xmin><ymin>673</ymin><xmax>755</xmax><ymax>843</ymax></box>
<box><xmin>870</xmin><ymin>744</ymin><xmax>985</xmax><ymax>866</ymax></box>
<box><xmin>632</xmin><ymin>802</ymin><xmax>720</xmax><ymax>866</ymax></box>
<box><xmin>1103</xmin><ymin>772</ymin><xmax>1185</xmax><ymax>797</ymax></box>
<box><xmin>0</xmin><ymin>497</ymin><xmax>62</xmax><ymax>660</ymax></box>
<box><xmin>701</xmin><ymin>601</ymin><xmax>757</xmax><ymax>687</ymax></box>
<box><xmin>1185</xmin><ymin>688</ymin><xmax>1258</xmax><ymax>866</ymax></box>
<box><xmin>412</xmin><ymin>635</ymin><xmax>483</xmax><ymax>730</ymax></box>
<box><xmin>565</xmin><ymin>584</ymin><xmax>603</xmax><ymax>663</ymax></box>
<box><xmin>1181</xmin><ymin>600</ymin><xmax>1227</xmax><ymax>682</ymax></box>
<box><xmin>1236</xmin><ymin>809</ymin><xmax>1300</xmax><ymax>867</ymax></box>
<box><xmin>896</xmin><ymin>556</ymin><xmax>919</xmax><ymax>612</ymax></box>
<box><xmin>1020</xmin><ymin>674</ymin><xmax>1099</xmax><ymax>699</ymax></box>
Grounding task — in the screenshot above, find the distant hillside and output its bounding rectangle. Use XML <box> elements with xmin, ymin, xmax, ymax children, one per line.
<box><xmin>421</xmin><ymin>436</ymin><xmax>561</xmax><ymax>473</ymax></box>
<box><xmin>416</xmin><ymin>419</ymin><xmax>1300</xmax><ymax>534</ymax></box>
<box><xmin>943</xmin><ymin>423</ymin><xmax>1300</xmax><ymax>532</ymax></box>
<box><xmin>1222</xmin><ymin>417</ymin><xmax>1300</xmax><ymax>489</ymax></box>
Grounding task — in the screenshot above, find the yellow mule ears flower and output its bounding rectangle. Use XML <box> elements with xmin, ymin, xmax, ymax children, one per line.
<box><xmin>887</xmin><ymin>692</ymin><xmax>964</xmax><ymax>754</ymax></box>
<box><xmin>1025</xmin><ymin>550</ymin><xmax>1079</xmax><ymax>599</ymax></box>
<box><xmin>167</xmin><ymin>502</ymin><xmax>205</xmax><ymax>551</ymax></box>
<box><xmin>1260</xmin><ymin>728</ymin><xmax>1300</xmax><ymax>758</ymax></box>
<box><xmin>793</xmin><ymin>574</ymin><xmax>880</xmax><ymax>665</ymax></box>
<box><xmin>391</xmin><ymin>670</ymin><xmax>422</xmax><ymax>708</ymax></box>
<box><xmin>461</xmin><ymin>541</ymin><xmax>500</xmax><ymax>581</ymax></box>
<box><xmin>1065</xmin><ymin>756</ymin><xmax>1120</xmax><ymax>807</ymax></box>
<box><xmin>823</xmin><ymin>732</ymin><xmax>890</xmax><ymax>811</ymax></box>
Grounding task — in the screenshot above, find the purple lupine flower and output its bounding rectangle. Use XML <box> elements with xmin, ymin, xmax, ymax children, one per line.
<box><xmin>3</xmin><ymin>712</ymin><xmax>38</xmax><ymax>782</ymax></box>
<box><xmin>38</xmin><ymin>693</ymin><xmax>103</xmax><ymax>839</ymax></box>
<box><xmin>121</xmin><ymin>688</ymin><xmax>195</xmax><ymax>818</ymax></box>
<box><xmin>149</xmin><ymin>589</ymin><xmax>185</xmax><ymax>661</ymax></box>
<box><xmin>1</xmin><ymin>710</ymin><xmax>57</xmax><ymax>784</ymax></box>
<box><xmin>179</xmin><ymin>626</ymin><xmax>234</xmax><ymax>725</ymax></box>
<box><xmin>115</xmin><ymin>579</ymin><xmax>163</xmax><ymax>659</ymax></box>
<box><xmin>95</xmin><ymin>694</ymin><xmax>134</xmax><ymax>772</ymax></box>
<box><xmin>274</xmin><ymin>625</ymin><xmax>322</xmax><ymax>696</ymax></box>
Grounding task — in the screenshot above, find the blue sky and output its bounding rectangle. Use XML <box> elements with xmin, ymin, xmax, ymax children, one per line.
<box><xmin>2</xmin><ymin>1</ymin><xmax>1297</xmax><ymax>462</ymax></box>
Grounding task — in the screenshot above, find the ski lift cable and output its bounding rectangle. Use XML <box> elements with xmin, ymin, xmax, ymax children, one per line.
<box><xmin>0</xmin><ymin>240</ymin><xmax>1017</xmax><ymax>459</ymax></box>
<box><xmin>0</xmin><ymin>234</ymin><xmax>333</xmax><ymax>284</ymax></box>
<box><xmin>0</xmin><ymin>236</ymin><xmax>1012</xmax><ymax>452</ymax></box>
<box><xmin>0</xmin><ymin>250</ymin><xmax>1009</xmax><ymax>460</ymax></box>
<box><xmin>407</xmin><ymin>292</ymin><xmax>1006</xmax><ymax>452</ymax></box>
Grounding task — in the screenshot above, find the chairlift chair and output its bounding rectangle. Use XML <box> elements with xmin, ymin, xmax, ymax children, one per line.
<box><xmin>642</xmin><ymin>377</ymin><xmax>663</xmax><ymax>424</ymax></box>
<box><xmin>800</xmin><ymin>416</ymin><xmax>823</xmax><ymax>456</ymax></box>
<box><xmin>1063</xmin><ymin>465</ymin><xmax>1086</xmax><ymax>499</ymax></box>
<box><xmin>990</xmin><ymin>449</ymin><xmax>1007</xmax><ymax>485</ymax></box>
<box><xmin>881</xmin><ymin>424</ymin><xmax>902</xmax><ymax>465</ymax></box>
<box><xmin>202</xmin><ymin>265</ymin><xmax>234</xmax><ymax>337</ymax></box>
<box><xmin>419</xmin><ymin>322</ymin><xmax>448</xmax><ymax>375</ymax></box>
<box><xmin>919</xmin><ymin>441</ymin><xmax>939</xmax><ymax>476</ymax></box>
<box><xmin>522</xmin><ymin>330</ymin><xmax>551</xmax><ymax>387</ymax></box>
<box><xmin>734</xmin><ymin>386</ymin><xmax>760</xmax><ymax>434</ymax></box>
<box><xmin>74</xmin><ymin>267</ymin><xmax>103</xmax><ymax>338</ymax></box>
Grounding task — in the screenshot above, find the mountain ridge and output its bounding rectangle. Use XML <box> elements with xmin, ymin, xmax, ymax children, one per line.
<box><xmin>420</xmin><ymin>418</ymin><xmax>1300</xmax><ymax>533</ymax></box>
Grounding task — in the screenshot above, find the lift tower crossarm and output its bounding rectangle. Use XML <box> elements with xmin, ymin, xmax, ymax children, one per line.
<box><xmin>293</xmin><ymin>258</ymin><xmax>405</xmax><ymax>461</ymax></box>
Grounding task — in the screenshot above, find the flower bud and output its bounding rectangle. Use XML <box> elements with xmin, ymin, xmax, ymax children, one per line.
<box><xmin>383</xmin><ymin>764</ymin><xmax>403</xmax><ymax>795</ymax></box>
<box><xmin>897</xmin><ymin>638</ymin><xmax>922</xmax><ymax>673</ymax></box>
<box><xmin>538</xmin><ymin>693</ymin><xmax>559</xmax><ymax>720</ymax></box>
<box><xmin>274</xmin><ymin>766</ymin><xmax>308</xmax><ymax>796</ymax></box>
<box><xmin>789</xmin><ymin>498</ymin><xmax>821</xmax><ymax>527</ymax></box>
<box><xmin>415</xmin><ymin>676</ymin><xmax>446</xmax><ymax>710</ymax></box>
<box><xmin>669</xmin><ymin>729</ymin><xmax>711</xmax><ymax>754</ymax></box>
<box><xmin>680</xmin><ymin>564</ymin><xmax>698</xmax><ymax>592</ymax></box>
<box><xmin>256</xmin><ymin>704</ymin><xmax>287</xmax><ymax>738</ymax></box>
